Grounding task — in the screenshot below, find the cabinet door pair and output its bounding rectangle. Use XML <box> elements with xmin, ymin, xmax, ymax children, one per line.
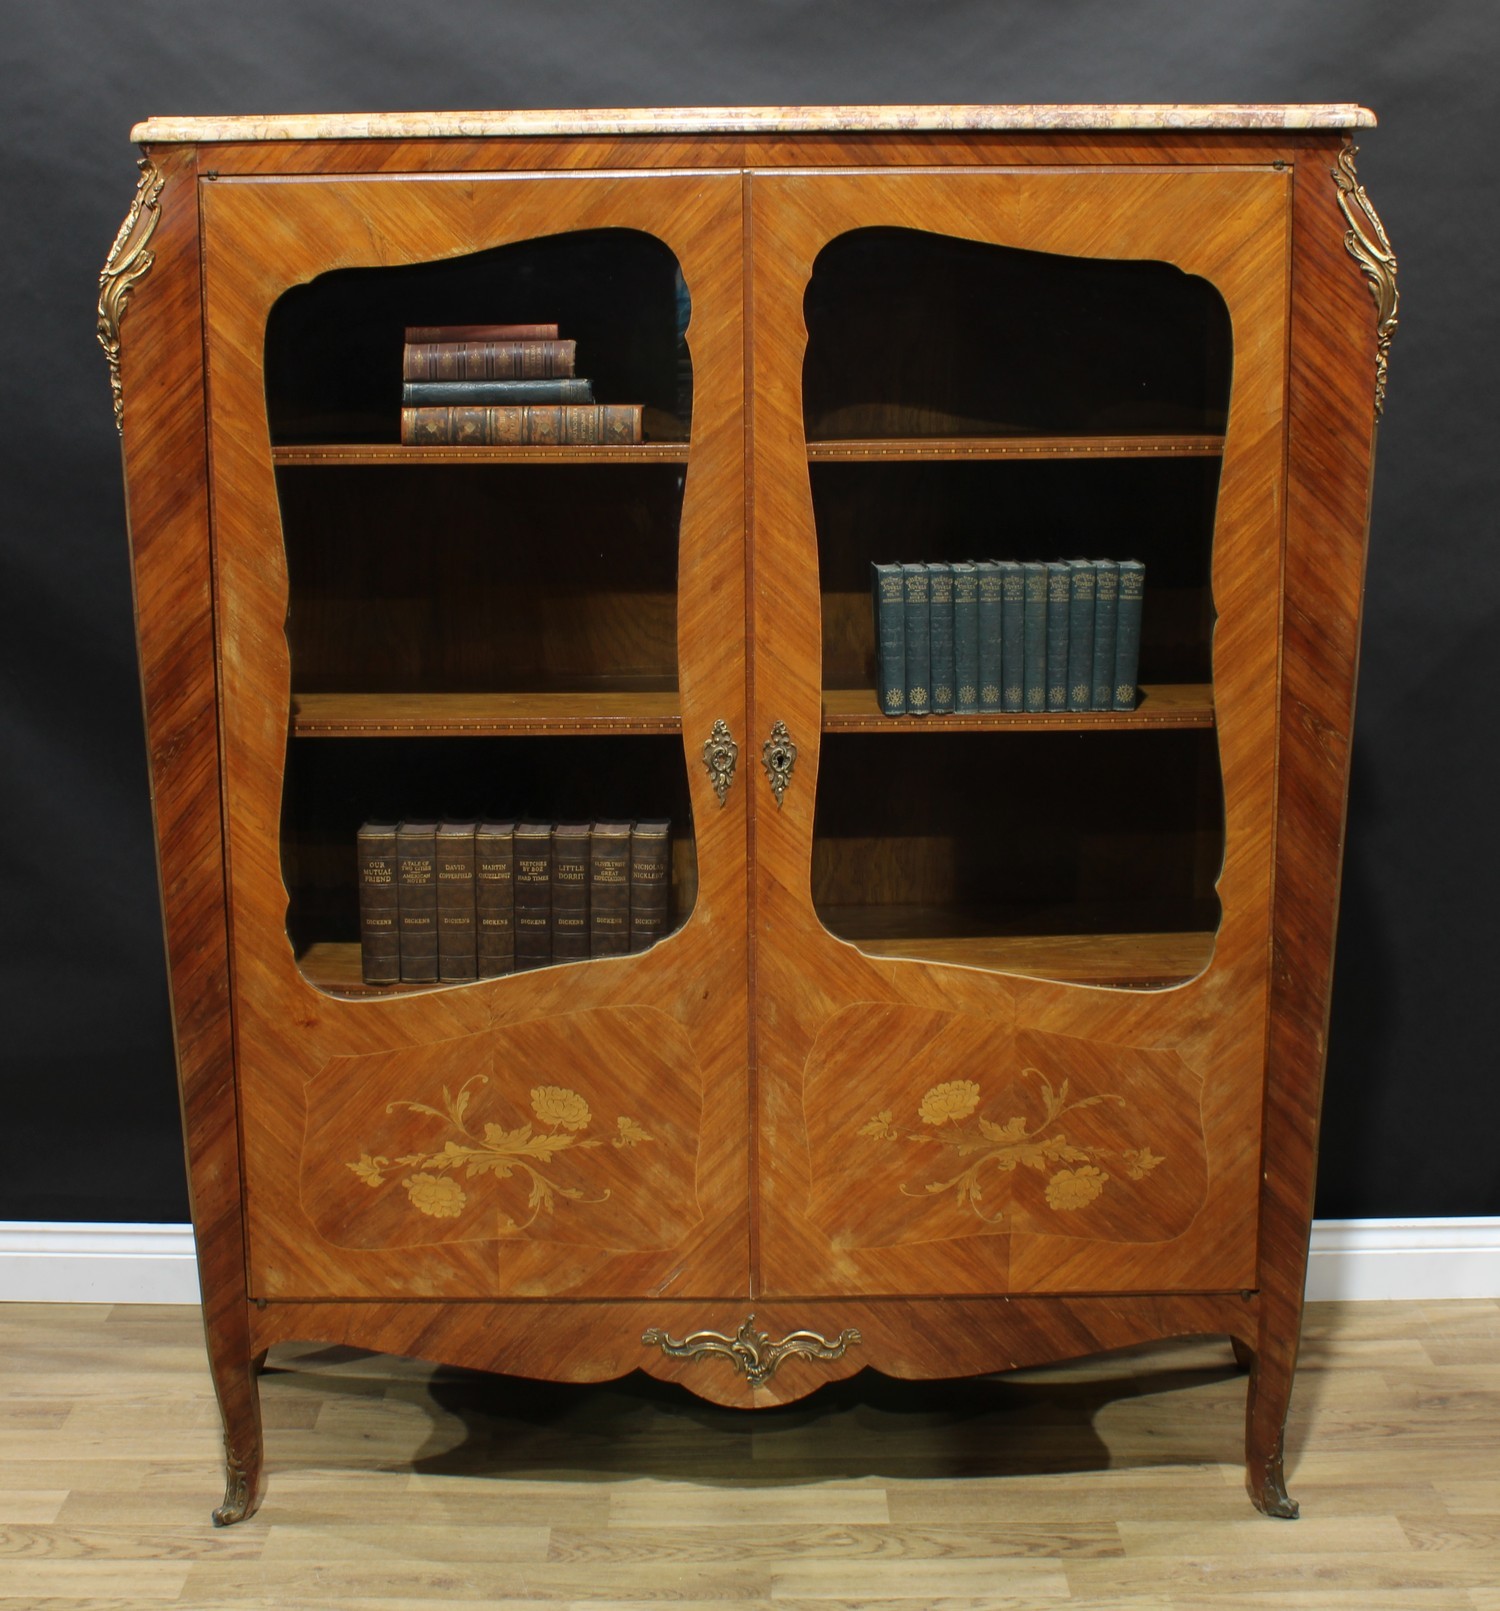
<box><xmin>201</xmin><ymin>163</ymin><xmax>1289</xmax><ymax>1308</ymax></box>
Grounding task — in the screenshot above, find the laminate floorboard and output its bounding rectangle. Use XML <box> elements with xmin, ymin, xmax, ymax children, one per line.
<box><xmin>0</xmin><ymin>1299</ymin><xmax>1496</xmax><ymax>1608</ymax></box>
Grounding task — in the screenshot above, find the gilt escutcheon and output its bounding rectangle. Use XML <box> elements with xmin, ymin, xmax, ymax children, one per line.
<box><xmin>642</xmin><ymin>1312</ymin><xmax>860</xmax><ymax>1389</ymax></box>
<box><xmin>702</xmin><ymin>718</ymin><xmax>739</xmax><ymax>806</ymax></box>
<box><xmin>761</xmin><ymin>721</ymin><xmax>797</xmax><ymax>807</ymax></box>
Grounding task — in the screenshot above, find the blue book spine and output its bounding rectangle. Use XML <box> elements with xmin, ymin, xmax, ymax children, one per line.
<box><xmin>1091</xmin><ymin>560</ymin><xmax>1120</xmax><ymax>711</ymax></box>
<box><xmin>975</xmin><ymin>561</ymin><xmax>1002</xmax><ymax>712</ymax></box>
<box><xmin>1000</xmin><ymin>561</ymin><xmax>1025</xmax><ymax>712</ymax></box>
<box><xmin>951</xmin><ymin>563</ymin><xmax>980</xmax><ymax>714</ymax></box>
<box><xmin>1113</xmin><ymin>559</ymin><xmax>1146</xmax><ymax>711</ymax></box>
<box><xmin>1021</xmin><ymin>562</ymin><xmax>1048</xmax><ymax>713</ymax></box>
<box><xmin>871</xmin><ymin>562</ymin><xmax>906</xmax><ymax>716</ymax></box>
<box><xmin>401</xmin><ymin>378</ymin><xmax>595</xmax><ymax>404</ymax></box>
<box><xmin>902</xmin><ymin>564</ymin><xmax>931</xmax><ymax>715</ymax></box>
<box><xmin>927</xmin><ymin>563</ymin><xmax>956</xmax><ymax>714</ymax></box>
<box><xmin>1067</xmin><ymin>560</ymin><xmax>1097</xmax><ymax>712</ymax></box>
<box><xmin>1045</xmin><ymin>561</ymin><xmax>1071</xmax><ymax>712</ymax></box>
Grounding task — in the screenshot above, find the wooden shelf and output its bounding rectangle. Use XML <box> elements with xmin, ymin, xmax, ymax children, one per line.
<box><xmin>822</xmin><ymin>683</ymin><xmax>1214</xmax><ymax>731</ymax></box>
<box><xmin>272</xmin><ymin>443</ymin><xmax>690</xmax><ymax>466</ymax></box>
<box><xmin>807</xmin><ymin>434</ymin><xmax>1224</xmax><ymax>461</ymax></box>
<box><xmin>290</xmin><ymin>690</ymin><xmax>682</xmax><ymax>737</ymax></box>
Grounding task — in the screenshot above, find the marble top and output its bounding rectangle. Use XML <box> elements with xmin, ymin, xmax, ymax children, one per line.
<box><xmin>131</xmin><ymin>103</ymin><xmax>1376</xmax><ymax>144</ymax></box>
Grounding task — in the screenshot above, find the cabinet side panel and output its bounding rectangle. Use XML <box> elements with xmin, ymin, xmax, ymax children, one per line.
<box><xmin>115</xmin><ymin>146</ymin><xmax>260</xmax><ymax>1499</ymax></box>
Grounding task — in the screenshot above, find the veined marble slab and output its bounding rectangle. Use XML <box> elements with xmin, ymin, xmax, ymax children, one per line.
<box><xmin>132</xmin><ymin>103</ymin><xmax>1376</xmax><ymax>144</ymax></box>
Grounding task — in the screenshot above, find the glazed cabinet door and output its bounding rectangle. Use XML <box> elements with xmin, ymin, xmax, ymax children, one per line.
<box><xmin>200</xmin><ymin>169</ymin><xmax>749</xmax><ymax>1303</ymax></box>
<box><xmin>748</xmin><ymin>166</ymin><xmax>1290</xmax><ymax>1299</ymax></box>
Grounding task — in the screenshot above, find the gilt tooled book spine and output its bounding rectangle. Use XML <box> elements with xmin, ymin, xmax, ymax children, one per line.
<box><xmin>400</xmin><ymin>404</ymin><xmax>643</xmax><ymax>447</ymax></box>
<box><xmin>927</xmin><ymin>563</ymin><xmax>955</xmax><ymax>714</ymax></box>
<box><xmin>513</xmin><ymin>822</ymin><xmax>553</xmax><ymax>971</ymax></box>
<box><xmin>404</xmin><ymin>323</ymin><xmax>560</xmax><ymax>343</ymax></box>
<box><xmin>1092</xmin><ymin>560</ymin><xmax>1121</xmax><ymax>712</ymax></box>
<box><xmin>551</xmin><ymin>823</ymin><xmax>591</xmax><ymax>963</ymax></box>
<box><xmin>395</xmin><ymin>819</ymin><xmax>439</xmax><ymax>983</ymax></box>
<box><xmin>975</xmin><ymin>561</ymin><xmax>1002</xmax><ymax>712</ymax></box>
<box><xmin>589</xmin><ymin>821</ymin><xmax>632</xmax><ymax>957</ymax></box>
<box><xmin>1113</xmin><ymin>560</ymin><xmax>1146</xmax><ymax>712</ymax></box>
<box><xmin>402</xmin><ymin>338</ymin><xmax>577</xmax><ymax>381</ymax></box>
<box><xmin>951</xmin><ymin>562</ymin><xmax>979</xmax><ymax>715</ymax></box>
<box><xmin>902</xmin><ymin>564</ymin><xmax>931</xmax><ymax>716</ymax></box>
<box><xmin>435</xmin><ymin>820</ymin><xmax>478</xmax><ymax>982</ymax></box>
<box><xmin>1021</xmin><ymin>562</ymin><xmax>1047</xmax><ymax>713</ymax></box>
<box><xmin>999</xmin><ymin>560</ymin><xmax>1025</xmax><ymax>712</ymax></box>
<box><xmin>475</xmin><ymin>820</ymin><xmax>516</xmax><ymax>978</ymax></box>
<box><xmin>356</xmin><ymin>820</ymin><xmax>400</xmax><ymax>984</ymax></box>
<box><xmin>1045</xmin><ymin>561</ymin><xmax>1071</xmax><ymax>713</ymax></box>
<box><xmin>1067</xmin><ymin>561</ymin><xmax>1097</xmax><ymax>713</ymax></box>
<box><xmin>629</xmin><ymin>820</ymin><xmax>671</xmax><ymax>953</ymax></box>
<box><xmin>401</xmin><ymin>379</ymin><xmax>595</xmax><ymax>406</ymax></box>
<box><xmin>871</xmin><ymin>562</ymin><xmax>906</xmax><ymax>716</ymax></box>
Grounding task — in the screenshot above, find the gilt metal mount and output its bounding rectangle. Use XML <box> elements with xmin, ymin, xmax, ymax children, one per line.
<box><xmin>761</xmin><ymin>721</ymin><xmax>797</xmax><ymax>807</ymax></box>
<box><xmin>98</xmin><ymin>157</ymin><xmax>165</xmax><ymax>434</ymax></box>
<box><xmin>1332</xmin><ymin>143</ymin><xmax>1399</xmax><ymax>420</ymax></box>
<box><xmin>642</xmin><ymin>1312</ymin><xmax>861</xmax><ymax>1389</ymax></box>
<box><xmin>702</xmin><ymin>718</ymin><xmax>739</xmax><ymax>806</ymax></box>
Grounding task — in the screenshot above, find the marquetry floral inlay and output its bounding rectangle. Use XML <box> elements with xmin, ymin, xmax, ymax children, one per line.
<box><xmin>860</xmin><ymin>1068</ymin><xmax>1164</xmax><ymax>1223</ymax></box>
<box><xmin>349</xmin><ymin>1076</ymin><xmax>651</xmax><ymax>1231</ymax></box>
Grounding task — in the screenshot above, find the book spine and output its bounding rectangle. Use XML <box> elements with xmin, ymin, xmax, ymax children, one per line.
<box><xmin>513</xmin><ymin>823</ymin><xmax>552</xmax><ymax>970</ymax></box>
<box><xmin>402</xmin><ymin>338</ymin><xmax>577</xmax><ymax>381</ymax></box>
<box><xmin>902</xmin><ymin>564</ymin><xmax>931</xmax><ymax>716</ymax></box>
<box><xmin>356</xmin><ymin>821</ymin><xmax>400</xmax><ymax>984</ymax></box>
<box><xmin>395</xmin><ymin>820</ymin><xmax>438</xmax><ymax>983</ymax></box>
<box><xmin>952</xmin><ymin>562</ymin><xmax>979</xmax><ymax>714</ymax></box>
<box><xmin>927</xmin><ymin>563</ymin><xmax>956</xmax><ymax>714</ymax></box>
<box><xmin>1113</xmin><ymin>560</ymin><xmax>1146</xmax><ymax>711</ymax></box>
<box><xmin>1092</xmin><ymin>560</ymin><xmax>1121</xmax><ymax>711</ymax></box>
<box><xmin>975</xmin><ymin>561</ymin><xmax>1002</xmax><ymax>712</ymax></box>
<box><xmin>589</xmin><ymin>822</ymin><xmax>632</xmax><ymax>957</ymax></box>
<box><xmin>871</xmin><ymin>562</ymin><xmax>906</xmax><ymax>716</ymax></box>
<box><xmin>401</xmin><ymin>379</ymin><xmax>595</xmax><ymax>406</ymax></box>
<box><xmin>630</xmin><ymin>821</ymin><xmax>671</xmax><ymax>953</ymax></box>
<box><xmin>400</xmin><ymin>404</ymin><xmax>642</xmax><ymax>447</ymax></box>
<box><xmin>550</xmin><ymin>824</ymin><xmax>591</xmax><ymax>962</ymax></box>
<box><xmin>474</xmin><ymin>821</ymin><xmax>515</xmax><ymax>978</ymax></box>
<box><xmin>1045</xmin><ymin>561</ymin><xmax>1071</xmax><ymax>712</ymax></box>
<box><xmin>1067</xmin><ymin>561</ymin><xmax>1097</xmax><ymax>713</ymax></box>
<box><xmin>1021</xmin><ymin>562</ymin><xmax>1047</xmax><ymax>713</ymax></box>
<box><xmin>404</xmin><ymin>323</ymin><xmax>560</xmax><ymax>343</ymax></box>
<box><xmin>999</xmin><ymin>561</ymin><xmax>1025</xmax><ymax>712</ymax></box>
<box><xmin>435</xmin><ymin>821</ymin><xmax>477</xmax><ymax>981</ymax></box>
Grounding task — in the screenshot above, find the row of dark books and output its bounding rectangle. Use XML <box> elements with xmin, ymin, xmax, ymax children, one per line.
<box><xmin>399</xmin><ymin>321</ymin><xmax>645</xmax><ymax>446</ymax></box>
<box><xmin>872</xmin><ymin>559</ymin><xmax>1145</xmax><ymax>716</ymax></box>
<box><xmin>357</xmin><ymin>818</ymin><xmax>671</xmax><ymax>985</ymax></box>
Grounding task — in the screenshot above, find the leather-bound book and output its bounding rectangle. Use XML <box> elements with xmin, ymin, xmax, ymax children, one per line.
<box><xmin>1113</xmin><ymin>559</ymin><xmax>1146</xmax><ymax>711</ymax></box>
<box><xmin>402</xmin><ymin>338</ymin><xmax>576</xmax><ymax>381</ymax></box>
<box><xmin>474</xmin><ymin>820</ymin><xmax>516</xmax><ymax>978</ymax></box>
<box><xmin>871</xmin><ymin>562</ymin><xmax>906</xmax><ymax>716</ymax></box>
<box><xmin>513</xmin><ymin>822</ymin><xmax>553</xmax><ymax>971</ymax></box>
<box><xmin>589</xmin><ymin>821</ymin><xmax>632</xmax><ymax>956</ymax></box>
<box><xmin>1021</xmin><ymin>562</ymin><xmax>1048</xmax><ymax>713</ymax></box>
<box><xmin>630</xmin><ymin>820</ymin><xmax>671</xmax><ymax>953</ymax></box>
<box><xmin>1092</xmin><ymin>560</ymin><xmax>1121</xmax><ymax>711</ymax></box>
<box><xmin>927</xmin><ymin>563</ymin><xmax>956</xmax><ymax>713</ymax></box>
<box><xmin>1045</xmin><ymin>561</ymin><xmax>1071</xmax><ymax>712</ymax></box>
<box><xmin>901</xmin><ymin>563</ymin><xmax>931</xmax><ymax>716</ymax></box>
<box><xmin>404</xmin><ymin>323</ymin><xmax>560</xmax><ymax>343</ymax></box>
<box><xmin>395</xmin><ymin>819</ymin><xmax>439</xmax><ymax>983</ymax></box>
<box><xmin>356</xmin><ymin>820</ymin><xmax>400</xmax><ymax>984</ymax></box>
<box><xmin>400</xmin><ymin>404</ymin><xmax>643</xmax><ymax>447</ymax></box>
<box><xmin>951</xmin><ymin>562</ymin><xmax>979</xmax><ymax>714</ymax></box>
<box><xmin>999</xmin><ymin>560</ymin><xmax>1025</xmax><ymax>712</ymax></box>
<box><xmin>401</xmin><ymin>378</ymin><xmax>595</xmax><ymax>406</ymax></box>
<box><xmin>435</xmin><ymin>820</ymin><xmax>477</xmax><ymax>981</ymax></box>
<box><xmin>1067</xmin><ymin>561</ymin><xmax>1097</xmax><ymax>712</ymax></box>
<box><xmin>975</xmin><ymin>561</ymin><xmax>1002</xmax><ymax>712</ymax></box>
<box><xmin>551</xmin><ymin>823</ymin><xmax>591</xmax><ymax>962</ymax></box>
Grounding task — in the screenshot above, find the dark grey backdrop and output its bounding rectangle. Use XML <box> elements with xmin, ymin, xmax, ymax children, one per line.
<box><xmin>3</xmin><ymin>0</ymin><xmax>1496</xmax><ymax>1224</ymax></box>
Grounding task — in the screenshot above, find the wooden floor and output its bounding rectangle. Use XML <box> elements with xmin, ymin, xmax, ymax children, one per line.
<box><xmin>1</xmin><ymin>1300</ymin><xmax>1498</xmax><ymax>1608</ymax></box>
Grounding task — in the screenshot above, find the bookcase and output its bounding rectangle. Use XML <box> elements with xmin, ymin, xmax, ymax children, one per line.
<box><xmin>104</xmin><ymin>105</ymin><xmax>1394</xmax><ymax>1524</ymax></box>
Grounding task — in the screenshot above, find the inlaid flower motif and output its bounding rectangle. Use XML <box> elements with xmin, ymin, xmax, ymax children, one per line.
<box><xmin>349</xmin><ymin>1153</ymin><xmax>388</xmax><ymax>1187</ymax></box>
<box><xmin>404</xmin><ymin>1172</ymin><xmax>467</xmax><ymax>1219</ymax></box>
<box><xmin>531</xmin><ymin>1085</ymin><xmax>591</xmax><ymax>1131</ymax></box>
<box><xmin>1044</xmin><ymin>1165</ymin><xmax>1108</xmax><ymax>1210</ymax></box>
<box><xmin>919</xmin><ymin>1080</ymin><xmax>981</xmax><ymax>1126</ymax></box>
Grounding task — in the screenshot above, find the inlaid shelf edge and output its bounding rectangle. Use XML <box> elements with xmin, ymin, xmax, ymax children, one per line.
<box><xmin>272</xmin><ymin>443</ymin><xmax>691</xmax><ymax>466</ymax></box>
<box><xmin>822</xmin><ymin>683</ymin><xmax>1214</xmax><ymax>730</ymax></box>
<box><xmin>290</xmin><ymin>690</ymin><xmax>683</xmax><ymax>737</ymax></box>
<box><xmin>806</xmin><ymin>434</ymin><xmax>1225</xmax><ymax>461</ymax></box>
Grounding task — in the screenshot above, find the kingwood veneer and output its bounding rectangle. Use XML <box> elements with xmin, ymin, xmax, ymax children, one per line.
<box><xmin>102</xmin><ymin>104</ymin><xmax>1395</xmax><ymax>1524</ymax></box>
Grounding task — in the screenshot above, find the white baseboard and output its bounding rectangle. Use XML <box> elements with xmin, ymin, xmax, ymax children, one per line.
<box><xmin>1</xmin><ymin>1218</ymin><xmax>1497</xmax><ymax>1306</ymax></box>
